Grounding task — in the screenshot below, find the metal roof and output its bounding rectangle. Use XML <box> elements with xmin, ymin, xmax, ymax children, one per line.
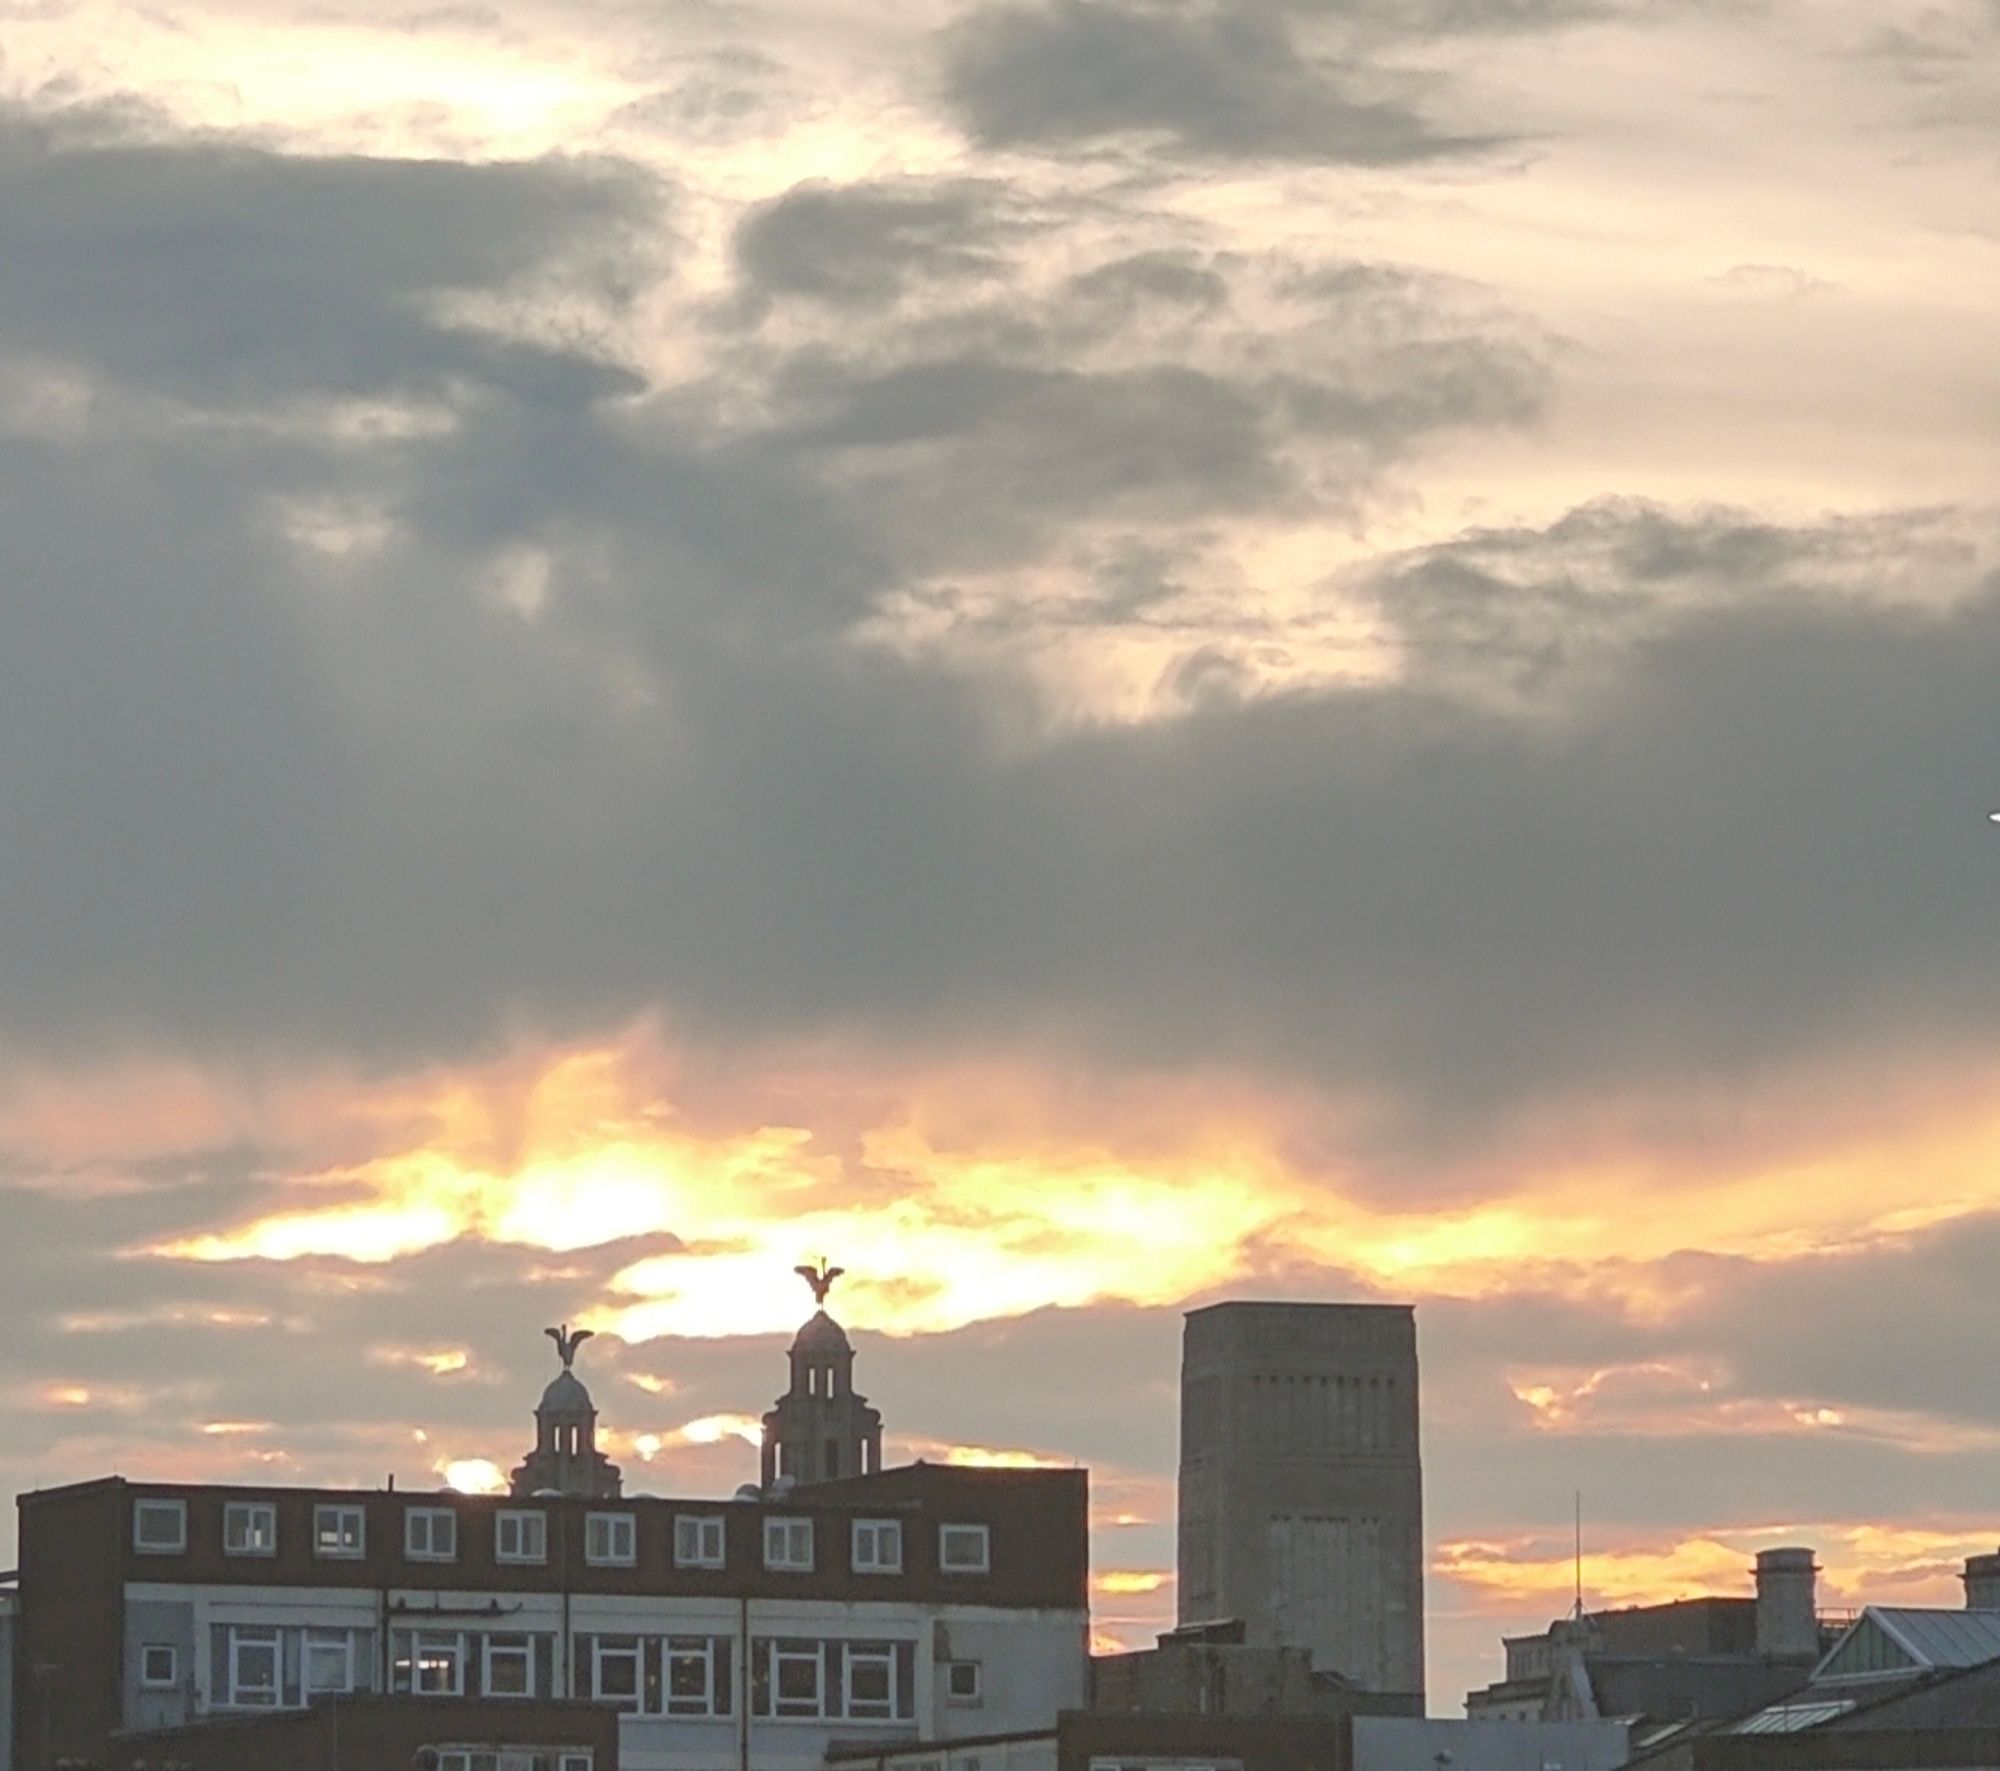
<box><xmin>1815</xmin><ymin>1607</ymin><xmax>2000</xmax><ymax>1682</ymax></box>
<box><xmin>1870</xmin><ymin>1608</ymin><xmax>2000</xmax><ymax>1670</ymax></box>
<box><xmin>1731</xmin><ymin>1699</ymin><xmax>1856</xmax><ymax>1734</ymax></box>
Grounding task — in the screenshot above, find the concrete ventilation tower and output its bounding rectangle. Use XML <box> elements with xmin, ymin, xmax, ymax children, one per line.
<box><xmin>509</xmin><ymin>1324</ymin><xmax>623</xmax><ymax>1498</ymax></box>
<box><xmin>761</xmin><ymin>1259</ymin><xmax>884</xmax><ymax>1488</ymax></box>
<box><xmin>1963</xmin><ymin>1551</ymin><xmax>2000</xmax><ymax>1610</ymax></box>
<box><xmin>1176</xmin><ymin>1301</ymin><xmax>1424</xmax><ymax>1702</ymax></box>
<box><xmin>1753</xmin><ymin>1547</ymin><xmax>1820</xmax><ymax>1659</ymax></box>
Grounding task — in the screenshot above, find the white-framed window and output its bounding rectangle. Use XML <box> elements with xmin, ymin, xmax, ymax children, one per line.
<box><xmin>228</xmin><ymin>1627</ymin><xmax>281</xmax><ymax>1708</ymax></box>
<box><xmin>314</xmin><ymin>1503</ymin><xmax>365</xmax><ymax>1559</ymax></box>
<box><xmin>559</xmin><ymin>1756</ymin><xmax>596</xmax><ymax>1771</ymax></box>
<box><xmin>585</xmin><ymin>1511</ymin><xmax>636</xmax><ymax>1566</ymax></box>
<box><xmin>763</xmin><ymin>1516</ymin><xmax>814</xmax><ymax>1571</ymax></box>
<box><xmin>939</xmin><ymin>1522</ymin><xmax>991</xmax><ymax>1572</ymax></box>
<box><xmin>592</xmin><ymin>1635</ymin><xmax>642</xmax><ymax>1712</ymax></box>
<box><xmin>947</xmin><ymin>1658</ymin><xmax>983</xmax><ymax>1704</ymax></box>
<box><xmin>496</xmin><ymin>1509</ymin><xmax>547</xmax><ymax>1564</ymax></box>
<box><xmin>674</xmin><ymin>1513</ymin><xmax>725</xmax><ymax>1568</ymax></box>
<box><xmin>224</xmin><ymin>1500</ymin><xmax>277</xmax><ymax>1557</ymax></box>
<box><xmin>844</xmin><ymin>1640</ymin><xmax>898</xmax><ymax>1720</ymax></box>
<box><xmin>484</xmin><ymin>1633</ymin><xmax>535</xmax><ymax>1698</ymax></box>
<box><xmin>769</xmin><ymin>1638</ymin><xmax>823</xmax><ymax>1717</ymax></box>
<box><xmin>405</xmin><ymin>1505</ymin><xmax>458</xmax><ymax>1561</ymax></box>
<box><xmin>666</xmin><ymin>1636</ymin><xmax>722</xmax><ymax>1717</ymax></box>
<box><xmin>304</xmin><ymin>1628</ymin><xmax>357</xmax><ymax>1696</ymax></box>
<box><xmin>140</xmin><ymin>1644</ymin><xmax>178</xmax><ymax>1688</ymax></box>
<box><xmin>393</xmin><ymin>1629</ymin><xmax>466</xmax><ymax>1695</ymax></box>
<box><xmin>133</xmin><ymin>1498</ymin><xmax>186</xmax><ymax>1554</ymax></box>
<box><xmin>852</xmin><ymin>1518</ymin><xmax>902</xmax><ymax>1572</ymax></box>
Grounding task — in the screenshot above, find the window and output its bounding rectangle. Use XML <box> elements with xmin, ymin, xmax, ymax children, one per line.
<box><xmin>751</xmin><ymin>1637</ymin><xmax>914</xmax><ymax>1721</ymax></box>
<box><xmin>430</xmin><ymin>1754</ymin><xmax>593</xmax><ymax>1771</ymax></box>
<box><xmin>667</xmin><ymin>1637</ymin><xmax>725</xmax><ymax>1717</ymax></box>
<box><xmin>484</xmin><ymin>1633</ymin><xmax>535</xmax><ymax>1698</ymax></box>
<box><xmin>844</xmin><ymin>1641</ymin><xmax>897</xmax><ymax>1720</ymax></box>
<box><xmin>393</xmin><ymin>1629</ymin><xmax>466</xmax><ymax>1695</ymax></box>
<box><xmin>592</xmin><ymin>1636</ymin><xmax>642</xmax><ymax>1712</ymax></box>
<box><xmin>585</xmin><ymin>1511</ymin><xmax>635</xmax><ymax>1566</ymax></box>
<box><xmin>224</xmin><ymin>1500</ymin><xmax>277</xmax><ymax>1557</ymax></box>
<box><xmin>770</xmin><ymin>1639</ymin><xmax>823</xmax><ymax>1717</ymax></box>
<box><xmin>305</xmin><ymin>1628</ymin><xmax>356</xmax><ymax>1696</ymax></box>
<box><xmin>140</xmin><ymin>1645</ymin><xmax>178</xmax><ymax>1689</ymax></box>
<box><xmin>675</xmin><ymin>1513</ymin><xmax>725</xmax><ymax>1568</ymax></box>
<box><xmin>947</xmin><ymin>1659</ymin><xmax>983</xmax><ymax>1703</ymax></box>
<box><xmin>853</xmin><ymin>1518</ymin><xmax>902</xmax><ymax>1573</ymax></box>
<box><xmin>314</xmin><ymin>1503</ymin><xmax>364</xmax><ymax>1559</ymax></box>
<box><xmin>133</xmin><ymin>1498</ymin><xmax>186</xmax><ymax>1554</ymax></box>
<box><xmin>228</xmin><ymin>1628</ymin><xmax>281</xmax><ymax>1708</ymax></box>
<box><xmin>496</xmin><ymin>1509</ymin><xmax>547</xmax><ymax>1564</ymax></box>
<box><xmin>939</xmin><ymin>1523</ymin><xmax>990</xmax><ymax>1572</ymax></box>
<box><xmin>406</xmin><ymin>1506</ymin><xmax>458</xmax><ymax>1561</ymax></box>
<box><xmin>764</xmin><ymin>1516</ymin><xmax>814</xmax><ymax>1571</ymax></box>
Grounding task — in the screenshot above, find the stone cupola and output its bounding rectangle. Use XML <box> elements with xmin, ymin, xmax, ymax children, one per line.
<box><xmin>509</xmin><ymin>1323</ymin><xmax>623</xmax><ymax>1499</ymax></box>
<box><xmin>760</xmin><ymin>1260</ymin><xmax>883</xmax><ymax>1488</ymax></box>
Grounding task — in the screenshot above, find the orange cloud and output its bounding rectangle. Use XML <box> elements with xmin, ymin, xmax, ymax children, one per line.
<box><xmin>94</xmin><ymin>1029</ymin><xmax>2000</xmax><ymax>1347</ymax></box>
<box><xmin>1437</xmin><ymin>1521</ymin><xmax>2000</xmax><ymax>1617</ymax></box>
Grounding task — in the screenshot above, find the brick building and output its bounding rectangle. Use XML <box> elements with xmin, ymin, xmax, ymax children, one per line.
<box><xmin>10</xmin><ymin>1290</ymin><xmax>1089</xmax><ymax>1771</ymax></box>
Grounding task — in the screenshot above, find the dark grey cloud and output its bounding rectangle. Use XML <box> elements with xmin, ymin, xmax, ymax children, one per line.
<box><xmin>2</xmin><ymin>102</ymin><xmax>1997</xmax><ymax>1186</ymax></box>
<box><xmin>941</xmin><ymin>1</ymin><xmax>1495</xmax><ymax>162</ymax></box>
<box><xmin>734</xmin><ymin>179</ymin><xmax>1014</xmax><ymax>311</ymax></box>
<box><xmin>0</xmin><ymin>106</ymin><xmax>657</xmax><ymax>407</ymax></box>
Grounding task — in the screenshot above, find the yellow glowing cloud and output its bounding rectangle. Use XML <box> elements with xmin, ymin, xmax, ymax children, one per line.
<box><xmin>671</xmin><ymin>1414</ymin><xmax>765</xmax><ymax>1449</ymax></box>
<box><xmin>135</xmin><ymin>1032</ymin><xmax>2000</xmax><ymax>1347</ymax></box>
<box><xmin>441</xmin><ymin>1458</ymin><xmax>508</xmax><ymax>1495</ymax></box>
<box><xmin>1437</xmin><ymin>1521</ymin><xmax>2000</xmax><ymax>1616</ymax></box>
<box><xmin>1096</xmin><ymin>1570</ymin><xmax>1172</xmax><ymax>1595</ymax></box>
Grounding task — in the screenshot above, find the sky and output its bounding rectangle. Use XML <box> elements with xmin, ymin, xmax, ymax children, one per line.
<box><xmin>2</xmin><ymin>0</ymin><xmax>2000</xmax><ymax>1713</ymax></box>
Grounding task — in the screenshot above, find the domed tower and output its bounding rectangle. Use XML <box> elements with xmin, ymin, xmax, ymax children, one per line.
<box><xmin>509</xmin><ymin>1324</ymin><xmax>623</xmax><ymax>1499</ymax></box>
<box><xmin>760</xmin><ymin>1261</ymin><xmax>883</xmax><ymax>1488</ymax></box>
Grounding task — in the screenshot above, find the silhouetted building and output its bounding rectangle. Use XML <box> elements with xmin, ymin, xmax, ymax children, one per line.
<box><xmin>1466</xmin><ymin>1550</ymin><xmax>1837</xmax><ymax>1732</ymax></box>
<box><xmin>1177</xmin><ymin>1302</ymin><xmax>1424</xmax><ymax>1702</ymax></box>
<box><xmin>761</xmin><ymin>1267</ymin><xmax>884</xmax><ymax>1488</ymax></box>
<box><xmin>102</xmin><ymin>1695</ymin><xmax>618</xmax><ymax>1771</ymax></box>
<box><xmin>11</xmin><ymin>1314</ymin><xmax>1087</xmax><ymax>1771</ymax></box>
<box><xmin>509</xmin><ymin>1327</ymin><xmax>622</xmax><ymax>1500</ymax></box>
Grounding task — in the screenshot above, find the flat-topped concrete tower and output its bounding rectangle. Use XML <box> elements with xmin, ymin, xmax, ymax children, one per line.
<box><xmin>1177</xmin><ymin>1301</ymin><xmax>1424</xmax><ymax>1703</ymax></box>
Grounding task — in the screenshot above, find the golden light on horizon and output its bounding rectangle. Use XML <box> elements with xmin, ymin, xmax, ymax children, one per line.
<box><xmin>129</xmin><ymin>1034</ymin><xmax>2000</xmax><ymax>1351</ymax></box>
<box><xmin>441</xmin><ymin>1457</ymin><xmax>508</xmax><ymax>1495</ymax></box>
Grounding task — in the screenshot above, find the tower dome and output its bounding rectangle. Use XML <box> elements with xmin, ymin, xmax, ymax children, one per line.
<box><xmin>760</xmin><ymin>1261</ymin><xmax>883</xmax><ymax>1488</ymax></box>
<box><xmin>508</xmin><ymin>1324</ymin><xmax>623</xmax><ymax>1499</ymax></box>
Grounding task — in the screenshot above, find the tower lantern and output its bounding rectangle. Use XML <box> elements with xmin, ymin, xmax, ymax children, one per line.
<box><xmin>760</xmin><ymin>1261</ymin><xmax>883</xmax><ymax>1488</ymax></box>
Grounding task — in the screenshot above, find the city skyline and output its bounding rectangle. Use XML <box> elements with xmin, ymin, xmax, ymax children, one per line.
<box><xmin>3</xmin><ymin>0</ymin><xmax>1999</xmax><ymax>1722</ymax></box>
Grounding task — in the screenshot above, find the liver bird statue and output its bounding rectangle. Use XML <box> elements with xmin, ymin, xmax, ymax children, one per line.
<box><xmin>795</xmin><ymin>1259</ymin><xmax>844</xmax><ymax>1306</ymax></box>
<box><xmin>546</xmin><ymin>1323</ymin><xmax>595</xmax><ymax>1370</ymax></box>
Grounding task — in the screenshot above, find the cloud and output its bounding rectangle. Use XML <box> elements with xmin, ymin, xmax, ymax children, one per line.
<box><xmin>0</xmin><ymin>105</ymin><xmax>660</xmax><ymax>408</ymax></box>
<box><xmin>734</xmin><ymin>179</ymin><xmax>1016</xmax><ymax>311</ymax></box>
<box><xmin>940</xmin><ymin>1</ymin><xmax>1497</xmax><ymax>162</ymax></box>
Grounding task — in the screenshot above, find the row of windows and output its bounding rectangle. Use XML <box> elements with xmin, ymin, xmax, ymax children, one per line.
<box><xmin>132</xmin><ymin>1498</ymin><xmax>991</xmax><ymax>1576</ymax></box>
<box><xmin>430</xmin><ymin>1753</ymin><xmax>592</xmax><ymax>1771</ymax></box>
<box><xmin>162</xmin><ymin>1622</ymin><xmax>981</xmax><ymax>1718</ymax></box>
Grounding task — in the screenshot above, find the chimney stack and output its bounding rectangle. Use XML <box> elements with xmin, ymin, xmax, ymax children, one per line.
<box><xmin>1754</xmin><ymin>1547</ymin><xmax>1820</xmax><ymax>1659</ymax></box>
<box><xmin>1963</xmin><ymin>1552</ymin><xmax>2000</xmax><ymax>1610</ymax></box>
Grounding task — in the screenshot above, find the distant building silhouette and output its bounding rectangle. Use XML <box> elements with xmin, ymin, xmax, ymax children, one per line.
<box><xmin>1176</xmin><ymin>1301</ymin><xmax>1425</xmax><ymax>1703</ymax></box>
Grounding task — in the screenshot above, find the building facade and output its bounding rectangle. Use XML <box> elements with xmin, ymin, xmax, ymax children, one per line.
<box><xmin>14</xmin><ymin>1462</ymin><xmax>1087</xmax><ymax>1771</ymax></box>
<box><xmin>1175</xmin><ymin>1303</ymin><xmax>1423</xmax><ymax>1703</ymax></box>
<box><xmin>12</xmin><ymin>1292</ymin><xmax>1087</xmax><ymax>1771</ymax></box>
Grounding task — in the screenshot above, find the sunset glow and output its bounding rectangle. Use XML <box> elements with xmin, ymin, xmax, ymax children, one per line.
<box><xmin>4</xmin><ymin>0</ymin><xmax>1998</xmax><ymax>1720</ymax></box>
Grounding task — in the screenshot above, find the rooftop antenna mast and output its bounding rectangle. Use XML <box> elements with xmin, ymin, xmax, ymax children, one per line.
<box><xmin>1572</xmin><ymin>1490</ymin><xmax>1585</xmax><ymax>1621</ymax></box>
